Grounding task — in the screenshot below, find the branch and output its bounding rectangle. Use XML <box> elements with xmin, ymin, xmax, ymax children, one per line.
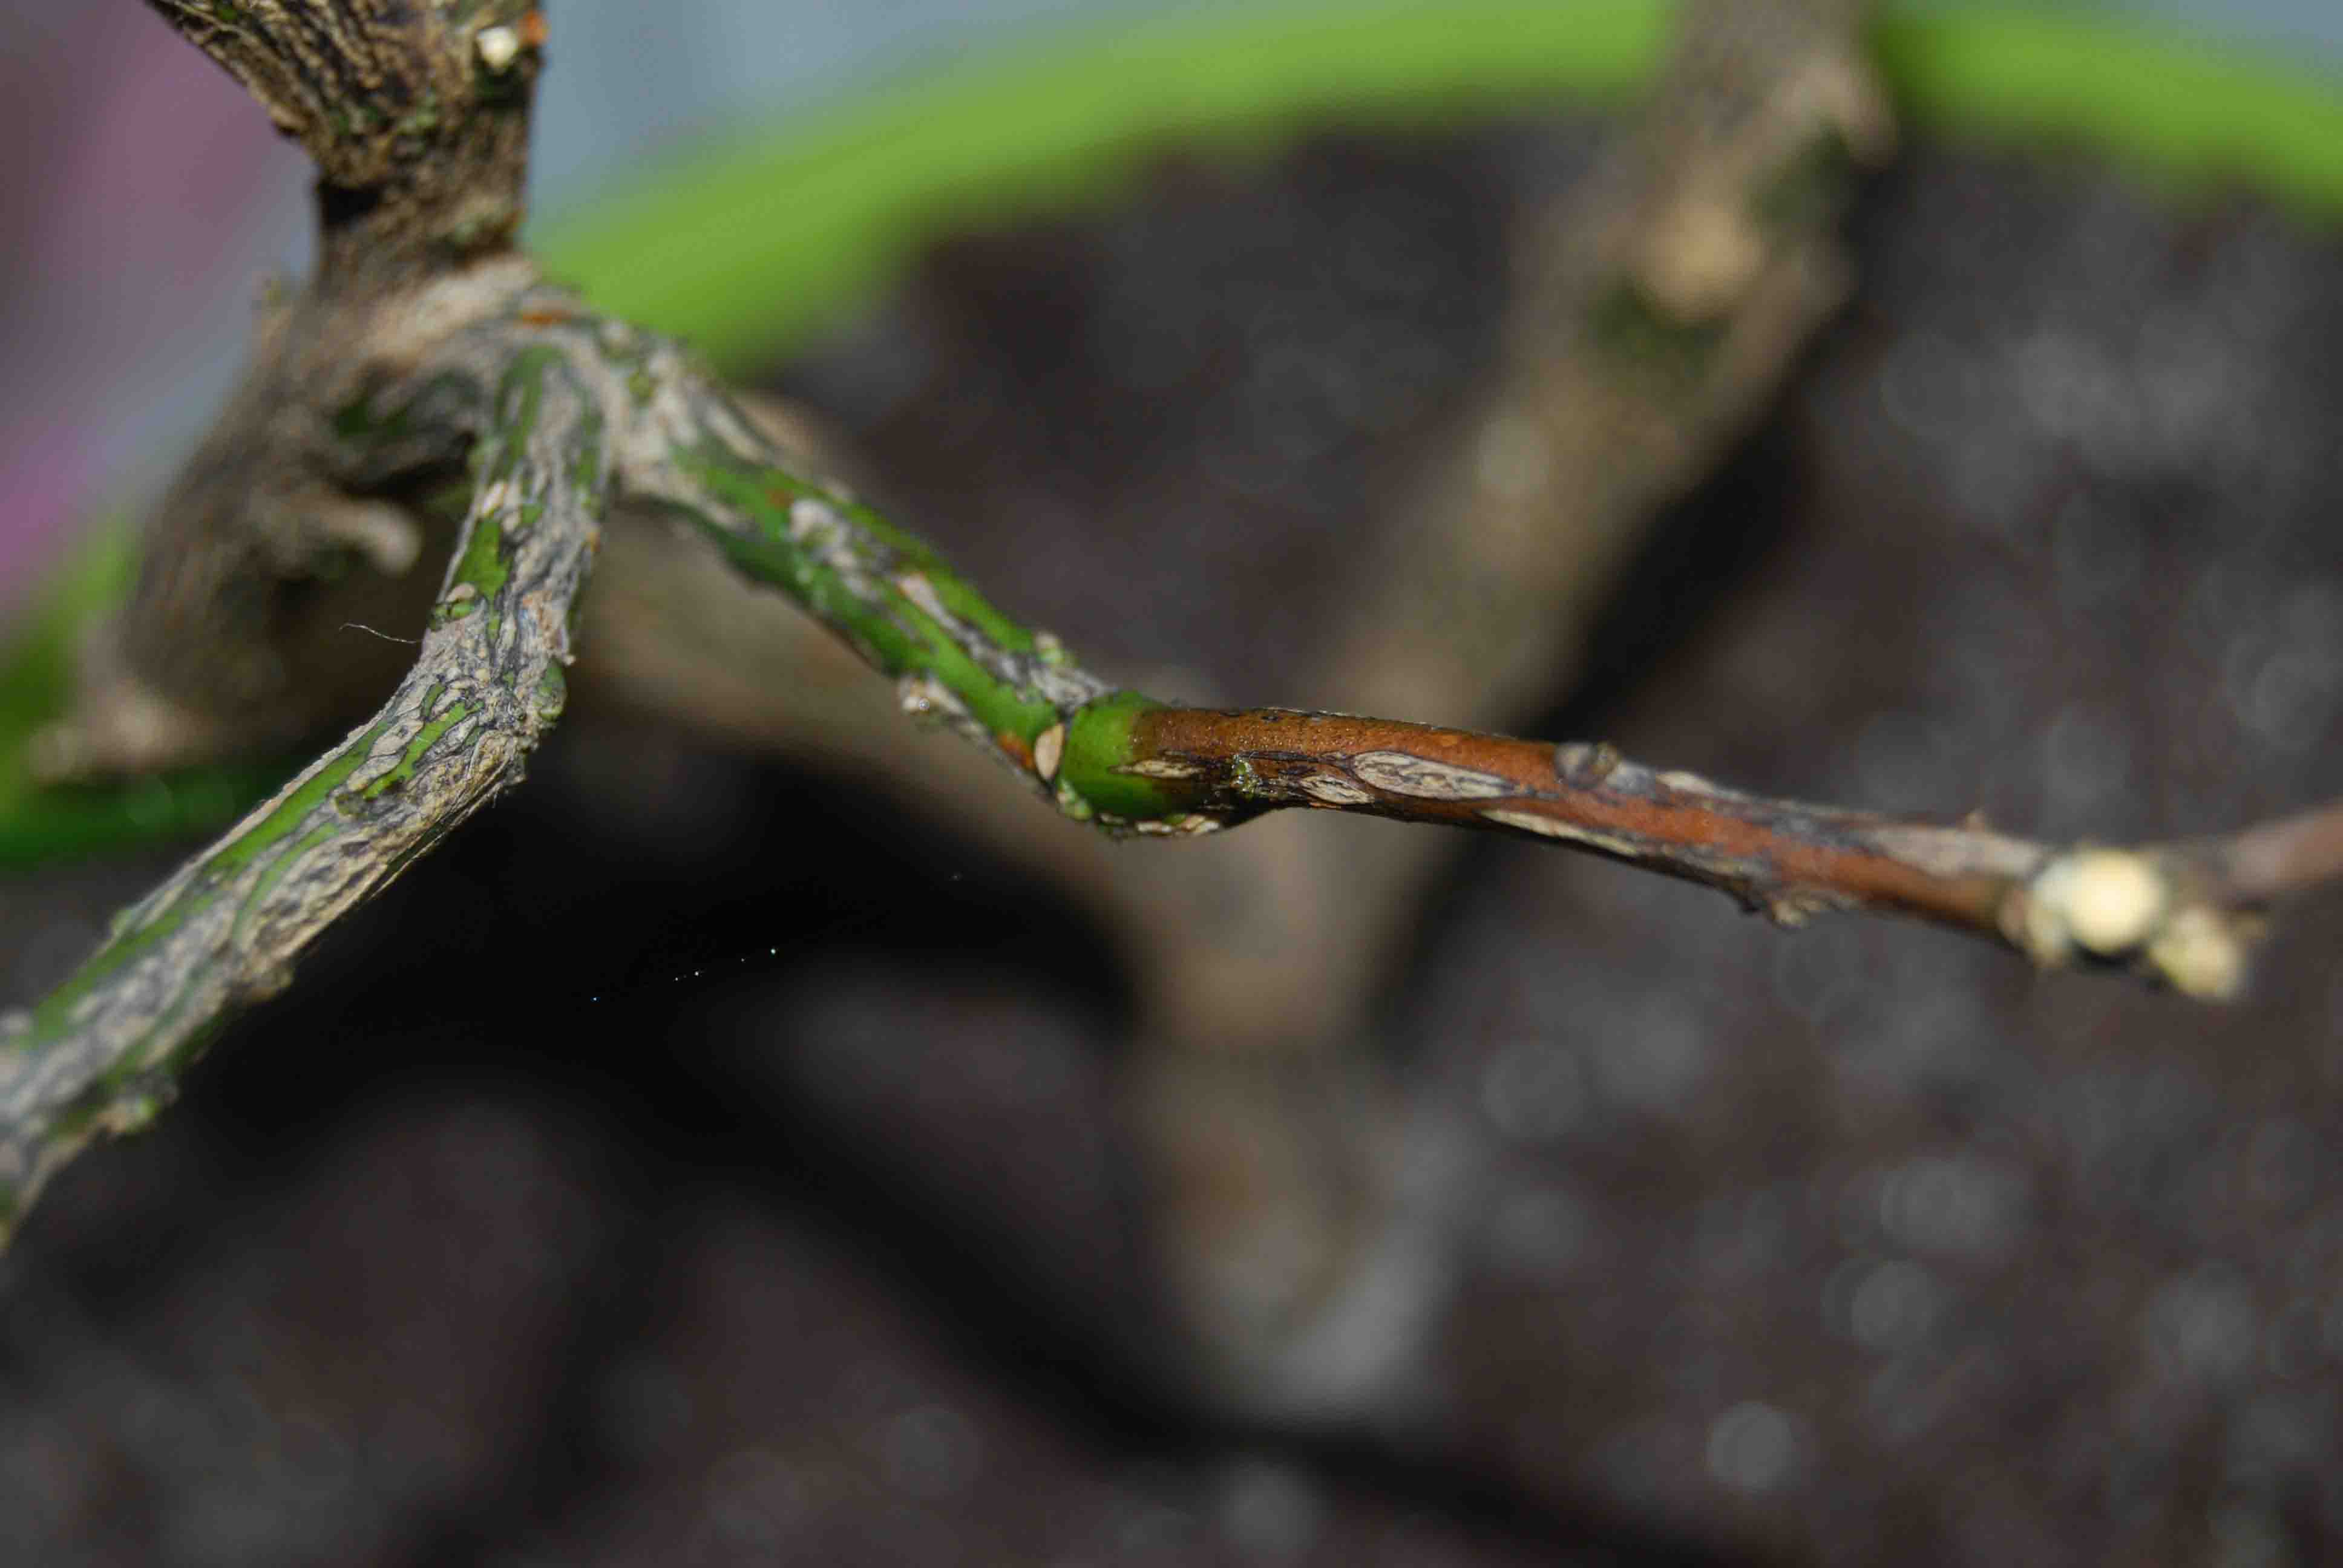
<box><xmin>15</xmin><ymin>280</ymin><xmax>2333</xmax><ymax>1245</ymax></box>
<box><xmin>1065</xmin><ymin>710</ymin><xmax>2332</xmax><ymax>1002</ymax></box>
<box><xmin>143</xmin><ymin>0</ymin><xmax>545</xmax><ymax>287</ymax></box>
<box><xmin>621</xmin><ymin>356</ymin><xmax>2325</xmax><ymax>1007</ymax></box>
<box><xmin>0</xmin><ymin>296</ymin><xmax>610</xmax><ymax>1238</ymax></box>
<box><xmin>547</xmin><ymin>0</ymin><xmax>1896</xmax><ymax>1406</ymax></box>
<box><xmin>42</xmin><ymin>5</ymin><xmax>555</xmax><ymax>779</ymax></box>
<box><xmin>12</xmin><ymin>0</ymin><xmax>2319</xmax><ymax>1272</ymax></box>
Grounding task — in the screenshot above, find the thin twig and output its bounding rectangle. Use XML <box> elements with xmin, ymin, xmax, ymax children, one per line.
<box><xmin>1070</xmin><ymin>707</ymin><xmax>2308</xmax><ymax>1001</ymax></box>
<box><xmin>628</xmin><ymin>361</ymin><xmax>2316</xmax><ymax>1006</ymax></box>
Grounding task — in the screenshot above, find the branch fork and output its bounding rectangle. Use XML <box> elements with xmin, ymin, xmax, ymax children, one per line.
<box><xmin>3</xmin><ymin>0</ymin><xmax>2336</xmax><ymax>1250</ymax></box>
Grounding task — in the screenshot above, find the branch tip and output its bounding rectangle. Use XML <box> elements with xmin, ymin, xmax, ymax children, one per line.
<box><xmin>2006</xmin><ymin>847</ymin><xmax>2254</xmax><ymax>1001</ymax></box>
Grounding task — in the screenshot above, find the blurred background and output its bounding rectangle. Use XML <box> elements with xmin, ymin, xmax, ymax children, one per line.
<box><xmin>3</xmin><ymin>0</ymin><xmax>2340</xmax><ymax>618</ymax></box>
<box><xmin>3</xmin><ymin>3</ymin><xmax>2343</xmax><ymax>1565</ymax></box>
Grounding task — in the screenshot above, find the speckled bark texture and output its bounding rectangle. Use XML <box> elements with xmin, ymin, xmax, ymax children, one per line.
<box><xmin>4</xmin><ymin>123</ymin><xmax>2340</xmax><ymax>1564</ymax></box>
<box><xmin>145</xmin><ymin>0</ymin><xmax>545</xmax><ymax>288</ymax></box>
<box><xmin>0</xmin><ymin>281</ymin><xmax>614</xmax><ymax>1235</ymax></box>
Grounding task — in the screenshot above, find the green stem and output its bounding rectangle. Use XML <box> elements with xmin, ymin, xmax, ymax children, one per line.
<box><xmin>600</xmin><ymin>327</ymin><xmax>2313</xmax><ymax>1008</ymax></box>
<box><xmin>644</xmin><ymin>414</ymin><xmax>1112</xmax><ymax>814</ymax></box>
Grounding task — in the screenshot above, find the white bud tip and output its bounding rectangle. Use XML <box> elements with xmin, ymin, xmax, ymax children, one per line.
<box><xmin>2034</xmin><ymin>849</ymin><xmax>2167</xmax><ymax>958</ymax></box>
<box><xmin>2148</xmin><ymin>906</ymin><xmax>2247</xmax><ymax>1002</ymax></box>
<box><xmin>476</xmin><ymin>25</ymin><xmax>522</xmax><ymax>73</ymax></box>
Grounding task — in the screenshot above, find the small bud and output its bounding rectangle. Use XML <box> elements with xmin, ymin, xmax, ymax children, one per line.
<box><xmin>2146</xmin><ymin>906</ymin><xmax>2247</xmax><ymax>1002</ymax></box>
<box><xmin>2039</xmin><ymin>848</ymin><xmax>2167</xmax><ymax>958</ymax></box>
<box><xmin>1033</xmin><ymin>723</ymin><xmax>1066</xmax><ymax>782</ymax></box>
<box><xmin>476</xmin><ymin>25</ymin><xmax>522</xmax><ymax>73</ymax></box>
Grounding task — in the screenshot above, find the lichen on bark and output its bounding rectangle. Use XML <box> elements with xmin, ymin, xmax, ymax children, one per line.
<box><xmin>1</xmin><ymin>292</ymin><xmax>611</xmax><ymax>1233</ymax></box>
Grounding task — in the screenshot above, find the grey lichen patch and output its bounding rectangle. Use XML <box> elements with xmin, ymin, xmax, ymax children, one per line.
<box><xmin>788</xmin><ymin>497</ymin><xmax>846</xmax><ymax>548</ymax></box>
<box><xmin>887</xmin><ymin>569</ymin><xmax>1106</xmax><ymax>718</ymax></box>
<box><xmin>1480</xmin><ymin>808</ymin><xmax>1651</xmax><ymax>861</ymax></box>
<box><xmin>896</xmin><ymin>673</ymin><xmax>960</xmax><ymax>722</ymax></box>
<box><xmin>1555</xmin><ymin>740</ymin><xmax>1624</xmax><ymax>787</ymax></box>
<box><xmin>744</xmin><ymin>491</ymin><xmax>890</xmax><ymax>614</ymax></box>
<box><xmin>1870</xmin><ymin>822</ymin><xmax>2041</xmax><ymax>883</ymax></box>
<box><xmin>1351</xmin><ymin>751</ymin><xmax>1516</xmax><ymax>802</ymax></box>
<box><xmin>1297</xmin><ymin>773</ymin><xmax>1375</xmax><ymax>808</ymax></box>
<box><xmin>342</xmin><ymin>704</ymin><xmax>437</xmax><ymax>797</ymax></box>
<box><xmin>1656</xmin><ymin>768</ymin><xmax>1723</xmax><ymax>795</ymax></box>
<box><xmin>891</xmin><ymin>671</ymin><xmax>1016</xmax><ymax>776</ymax></box>
<box><xmin>1127</xmin><ymin>814</ymin><xmax>1224</xmax><ymax>837</ymax></box>
<box><xmin>1026</xmin><ymin>661</ymin><xmax>1111</xmax><ymax>717</ymax></box>
<box><xmin>438</xmin><ymin>711</ymin><xmax>483</xmax><ymax>756</ymax></box>
<box><xmin>893</xmin><ymin>570</ymin><xmax>951</xmax><ymax>626</ymax></box>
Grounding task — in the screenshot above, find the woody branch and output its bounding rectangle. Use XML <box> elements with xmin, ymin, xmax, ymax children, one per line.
<box><xmin>4</xmin><ymin>0</ymin><xmax>2339</xmax><ymax>1249</ymax></box>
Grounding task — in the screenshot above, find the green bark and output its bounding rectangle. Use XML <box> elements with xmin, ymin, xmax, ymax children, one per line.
<box><xmin>0</xmin><ymin>310</ymin><xmax>609</xmax><ymax>1238</ymax></box>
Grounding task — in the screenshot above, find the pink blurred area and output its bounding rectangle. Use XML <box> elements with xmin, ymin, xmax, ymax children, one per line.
<box><xmin>0</xmin><ymin>4</ymin><xmax>310</xmax><ymax>630</ymax></box>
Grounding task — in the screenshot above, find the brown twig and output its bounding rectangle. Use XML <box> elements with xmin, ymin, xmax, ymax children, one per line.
<box><xmin>1106</xmin><ymin>706</ymin><xmax>2307</xmax><ymax>1001</ymax></box>
<box><xmin>2197</xmin><ymin>802</ymin><xmax>2343</xmax><ymax>906</ymax></box>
